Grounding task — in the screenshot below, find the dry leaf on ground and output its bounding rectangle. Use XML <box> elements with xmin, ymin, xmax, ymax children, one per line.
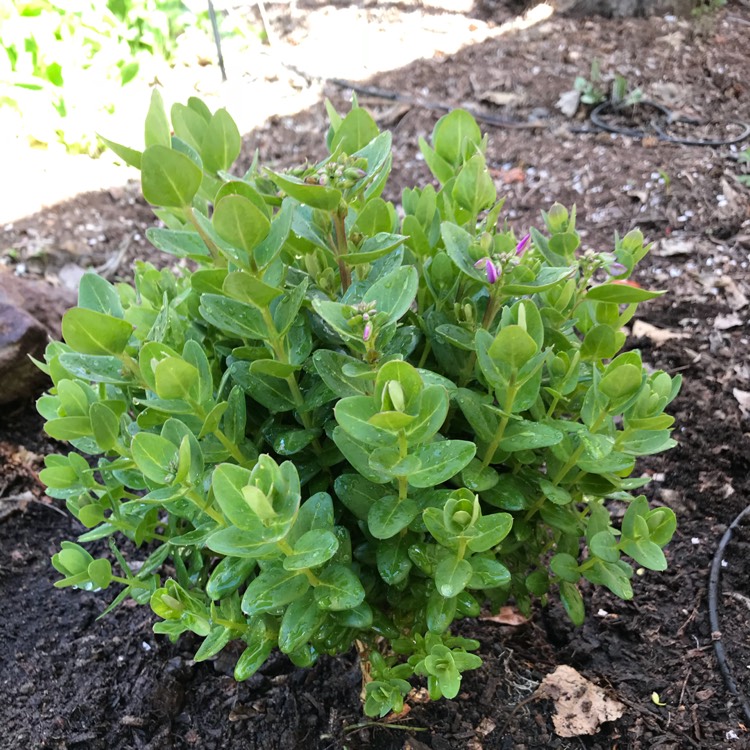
<box><xmin>733</xmin><ymin>388</ymin><xmax>750</xmax><ymax>416</ymax></box>
<box><xmin>479</xmin><ymin>606</ymin><xmax>528</xmax><ymax>626</ymax></box>
<box><xmin>536</xmin><ymin>665</ymin><xmax>625</xmax><ymax>737</ymax></box>
<box><xmin>631</xmin><ymin>320</ymin><xmax>689</xmax><ymax>345</ymax></box>
<box><xmin>714</xmin><ymin>313</ymin><xmax>744</xmax><ymax>331</ymax></box>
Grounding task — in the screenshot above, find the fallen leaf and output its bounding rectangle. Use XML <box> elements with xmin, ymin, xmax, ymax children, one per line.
<box><xmin>556</xmin><ymin>89</ymin><xmax>580</xmax><ymax>118</ymax></box>
<box><xmin>717</xmin><ymin>276</ymin><xmax>749</xmax><ymax>311</ymax></box>
<box><xmin>733</xmin><ymin>388</ymin><xmax>750</xmax><ymax>416</ymax></box>
<box><xmin>631</xmin><ymin>320</ymin><xmax>689</xmax><ymax>345</ymax></box>
<box><xmin>480</xmin><ymin>606</ymin><xmax>528</xmax><ymax>626</ymax></box>
<box><xmin>714</xmin><ymin>313</ymin><xmax>743</xmax><ymax>330</ymax></box>
<box><xmin>654</xmin><ymin>237</ymin><xmax>695</xmax><ymax>257</ymax></box>
<box><xmin>536</xmin><ymin>665</ymin><xmax>625</xmax><ymax>737</ymax></box>
<box><xmin>478</xmin><ymin>90</ymin><xmax>525</xmax><ymax>108</ymax></box>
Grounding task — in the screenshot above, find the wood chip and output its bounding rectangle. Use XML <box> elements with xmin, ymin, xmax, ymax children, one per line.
<box><xmin>536</xmin><ymin>665</ymin><xmax>625</xmax><ymax>737</ymax></box>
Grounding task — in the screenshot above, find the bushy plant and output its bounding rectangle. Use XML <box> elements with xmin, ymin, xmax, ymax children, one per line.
<box><xmin>39</xmin><ymin>92</ymin><xmax>680</xmax><ymax>717</ymax></box>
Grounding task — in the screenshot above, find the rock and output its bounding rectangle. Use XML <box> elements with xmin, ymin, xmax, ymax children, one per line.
<box><xmin>0</xmin><ymin>302</ymin><xmax>49</xmax><ymax>404</ymax></box>
<box><xmin>0</xmin><ymin>268</ymin><xmax>76</xmax><ymax>338</ymax></box>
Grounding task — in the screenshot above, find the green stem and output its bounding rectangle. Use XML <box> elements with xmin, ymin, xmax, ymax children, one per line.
<box><xmin>277</xmin><ymin>539</ymin><xmax>322</xmax><ymax>585</ymax></box>
<box><xmin>186</xmin><ymin>206</ymin><xmax>223</xmax><ymax>262</ymax></box>
<box><xmin>187</xmin><ymin>489</ymin><xmax>225</xmax><ymax>526</ymax></box>
<box><xmin>112</xmin><ymin>575</ymin><xmax>152</xmax><ymax>590</ymax></box>
<box><xmin>480</xmin><ymin>375</ymin><xmax>517</xmax><ymax>469</ymax></box>
<box><xmin>332</xmin><ymin>209</ymin><xmax>352</xmax><ymax>293</ymax></box>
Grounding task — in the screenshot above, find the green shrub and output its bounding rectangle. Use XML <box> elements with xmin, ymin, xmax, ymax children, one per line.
<box><xmin>39</xmin><ymin>92</ymin><xmax>680</xmax><ymax>717</ymax></box>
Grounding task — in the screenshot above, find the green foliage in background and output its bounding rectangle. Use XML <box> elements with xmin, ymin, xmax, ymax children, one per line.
<box><xmin>39</xmin><ymin>92</ymin><xmax>680</xmax><ymax>717</ymax></box>
<box><xmin>0</xmin><ymin>1</ymin><xmax>238</xmax><ymax>154</ymax></box>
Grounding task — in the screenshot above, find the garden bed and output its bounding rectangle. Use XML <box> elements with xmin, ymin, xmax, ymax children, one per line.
<box><xmin>1</xmin><ymin>2</ymin><xmax>750</xmax><ymax>748</ymax></box>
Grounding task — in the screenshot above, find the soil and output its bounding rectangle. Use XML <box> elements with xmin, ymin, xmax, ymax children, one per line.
<box><xmin>2</xmin><ymin>2</ymin><xmax>750</xmax><ymax>748</ymax></box>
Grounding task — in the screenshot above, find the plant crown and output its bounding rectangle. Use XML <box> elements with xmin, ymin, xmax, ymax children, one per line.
<box><xmin>39</xmin><ymin>92</ymin><xmax>680</xmax><ymax>717</ymax></box>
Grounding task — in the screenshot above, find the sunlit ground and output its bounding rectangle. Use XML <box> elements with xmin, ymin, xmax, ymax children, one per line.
<box><xmin>0</xmin><ymin>2</ymin><xmax>554</xmax><ymax>224</ymax></box>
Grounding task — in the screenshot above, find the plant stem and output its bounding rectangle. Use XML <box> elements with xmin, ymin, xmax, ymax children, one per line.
<box><xmin>480</xmin><ymin>375</ymin><xmax>517</xmax><ymax>469</ymax></box>
<box><xmin>332</xmin><ymin>209</ymin><xmax>352</xmax><ymax>293</ymax></box>
<box><xmin>186</xmin><ymin>206</ymin><xmax>223</xmax><ymax>262</ymax></box>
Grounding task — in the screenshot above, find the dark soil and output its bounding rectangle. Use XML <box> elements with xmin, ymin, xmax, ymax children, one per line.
<box><xmin>2</xmin><ymin>2</ymin><xmax>750</xmax><ymax>748</ymax></box>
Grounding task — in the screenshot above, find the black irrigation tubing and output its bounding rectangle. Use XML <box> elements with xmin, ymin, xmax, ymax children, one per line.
<box><xmin>707</xmin><ymin>502</ymin><xmax>750</xmax><ymax>726</ymax></box>
<box><xmin>590</xmin><ymin>100</ymin><xmax>750</xmax><ymax>147</ymax></box>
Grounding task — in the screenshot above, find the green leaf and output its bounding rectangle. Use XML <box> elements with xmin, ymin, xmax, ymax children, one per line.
<box><xmin>334</xmin><ymin>396</ymin><xmax>397</xmax><ymax>447</ymax></box>
<box><xmin>241</xmin><ymin>565</ymin><xmax>309</xmax><ymax>616</ymax></box>
<box><xmin>550</xmin><ymin>553</ymin><xmax>581</xmax><ymax>583</ymax></box>
<box><xmin>499</xmin><ymin>421</ymin><xmax>563</xmax><ymax>452</ymax></box>
<box><xmin>171</xmin><ymin>102</ymin><xmax>209</xmax><ymax>151</ymax></box>
<box><xmin>489</xmin><ymin>325</ymin><xmax>538</xmax><ymax>370</ymax></box>
<box><xmin>131</xmin><ymin>432</ymin><xmax>179</xmax><ymax>484</ymax></box>
<box><xmin>141</xmin><ymin>145</ymin><xmax>202</xmax><ymax>208</ymax></box>
<box><xmin>154</xmin><ymin>357</ymin><xmax>200</xmax><ymax>402</ymax></box>
<box><xmin>559</xmin><ymin>581</ymin><xmax>585</xmax><ymax>625</ymax></box>
<box><xmin>538</xmin><ymin>479</ymin><xmax>572</xmax><ymax>506</ymax></box>
<box><xmin>331</xmin><ymin>427</ymin><xmax>390</xmax><ymax>484</ymax></box>
<box><xmin>432</xmin><ymin>109</ymin><xmax>482</xmax><ymax>167</ymax></box>
<box><xmin>453</xmin><ymin>153</ymin><xmax>496</xmax><ymax>215</ymax></box>
<box><xmin>589</xmin><ymin>530</ymin><xmax>620</xmax><ymax>563</ymax></box>
<box><xmin>201</xmin><ymin>108</ymin><xmax>241</xmax><ymax>173</ymax></box>
<box><xmin>206</xmin><ymin>556</ymin><xmax>256</xmax><ymax>600</ymax></box>
<box><xmin>312</xmin><ymin>350</ymin><xmax>373</xmax><ymax>397</ymax></box>
<box><xmin>363</xmin><ymin>265</ymin><xmax>419</xmax><ymax>324</ymax></box>
<box><xmin>314</xmin><ymin>564</ymin><xmax>365</xmax><ymax>611</ymax></box>
<box><xmin>468</xmin><ymin>557</ymin><xmax>511</xmax><ymax>589</ymax></box>
<box><xmin>376</xmin><ymin>534</ymin><xmax>413</xmax><ymax>585</ymax></box>
<box><xmin>78</xmin><ymin>273</ymin><xmax>123</xmax><ymax>317</ymax></box>
<box><xmin>586</xmin><ymin>282</ymin><xmax>665</xmax><ymax>303</ymax></box>
<box><xmin>426</xmin><ymin>590</ymin><xmax>457</xmax><ymax>633</ymax></box>
<box><xmin>145</xmin><ymin>88</ymin><xmax>170</xmax><ymax>148</ymax></box>
<box><xmin>213</xmin><ymin>463</ymin><xmax>266</xmax><ymax>531</ymax></box>
<box><xmin>98</xmin><ymin>134</ymin><xmax>142</xmax><ymax>169</ymax></box>
<box><xmin>331</xmin><ymin>108</ymin><xmax>379</xmax><ymax>154</ymax></box>
<box><xmin>408</xmin><ymin>441</ymin><xmax>476</xmax><ymax>488</ymax></box>
<box><xmin>234</xmin><ymin>621</ymin><xmax>274</xmax><ymax>680</ymax></box>
<box><xmin>194</xmin><ymin>626</ymin><xmax>233</xmax><ymax>662</ymax></box>
<box><xmin>419</xmin><ymin>137</ymin><xmax>455</xmax><ymax>185</ymax></box>
<box><xmin>62</xmin><ymin>308</ymin><xmax>133</xmax><ymax>356</ymax></box>
<box><xmin>87</xmin><ymin>558</ymin><xmax>112</xmax><ymax>589</ymax></box>
<box><xmin>339</xmin><ymin>232</ymin><xmax>406</xmax><ymax>265</ymax></box>
<box><xmin>334</xmin><ymin>474</ymin><xmax>386</xmax><ymax>521</ymax></box>
<box><xmin>223</xmin><ymin>271</ymin><xmax>281</xmax><ymax>309</ymax></box>
<box><xmin>466</xmin><ymin>513</ymin><xmax>513</xmax><ymax>552</ymax></box>
<box><xmin>620</xmin><ymin>538</ymin><xmax>667</xmax><ymax>571</ymax></box>
<box><xmin>58</xmin><ymin>353</ymin><xmax>132</xmax><ymax>384</ymax></box>
<box><xmin>283</xmin><ymin>530</ymin><xmax>339</xmax><ymax>570</ymax></box>
<box><xmin>279</xmin><ymin>592</ymin><xmax>324</xmax><ymax>653</ymax></box>
<box><xmin>368</xmin><ymin>495</ymin><xmax>419</xmax><ymax>539</ymax></box>
<box><xmin>213</xmin><ymin>195</ymin><xmax>271</xmax><ymax>254</ymax></box>
<box><xmin>435</xmin><ymin>555</ymin><xmax>472</xmax><ymax>598</ymax></box>
<box><xmin>270</xmin><ymin>171</ymin><xmax>342</xmax><ymax>210</ymax></box>
<box><xmin>199</xmin><ymin>294</ymin><xmax>267</xmax><ymax>340</ymax></box>
<box><xmin>89</xmin><ymin>403</ymin><xmax>120</xmax><ymax>451</ymax></box>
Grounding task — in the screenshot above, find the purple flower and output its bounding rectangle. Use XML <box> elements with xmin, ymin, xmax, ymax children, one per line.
<box><xmin>363</xmin><ymin>322</ymin><xmax>373</xmax><ymax>342</ymax></box>
<box><xmin>516</xmin><ymin>233</ymin><xmax>531</xmax><ymax>256</ymax></box>
<box><xmin>609</xmin><ymin>262</ymin><xmax>627</xmax><ymax>276</ymax></box>
<box><xmin>474</xmin><ymin>257</ymin><xmax>500</xmax><ymax>284</ymax></box>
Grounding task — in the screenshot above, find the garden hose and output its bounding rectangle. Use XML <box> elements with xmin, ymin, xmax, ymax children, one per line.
<box><xmin>707</xmin><ymin>503</ymin><xmax>750</xmax><ymax>725</ymax></box>
<box><xmin>590</xmin><ymin>100</ymin><xmax>750</xmax><ymax>147</ymax></box>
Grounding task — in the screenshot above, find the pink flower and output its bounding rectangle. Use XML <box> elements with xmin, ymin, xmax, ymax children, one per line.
<box><xmin>363</xmin><ymin>322</ymin><xmax>373</xmax><ymax>342</ymax></box>
<box><xmin>516</xmin><ymin>233</ymin><xmax>531</xmax><ymax>256</ymax></box>
<box><xmin>474</xmin><ymin>257</ymin><xmax>500</xmax><ymax>284</ymax></box>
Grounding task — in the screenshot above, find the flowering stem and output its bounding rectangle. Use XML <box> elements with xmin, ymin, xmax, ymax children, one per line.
<box><xmin>332</xmin><ymin>209</ymin><xmax>352</xmax><ymax>293</ymax></box>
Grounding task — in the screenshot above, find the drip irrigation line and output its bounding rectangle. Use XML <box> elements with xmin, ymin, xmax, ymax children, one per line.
<box><xmin>328</xmin><ymin>79</ymin><xmax>546</xmax><ymax>130</ymax></box>
<box><xmin>590</xmin><ymin>100</ymin><xmax>750</xmax><ymax>147</ymax></box>
<box><xmin>707</xmin><ymin>503</ymin><xmax>750</xmax><ymax>726</ymax></box>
